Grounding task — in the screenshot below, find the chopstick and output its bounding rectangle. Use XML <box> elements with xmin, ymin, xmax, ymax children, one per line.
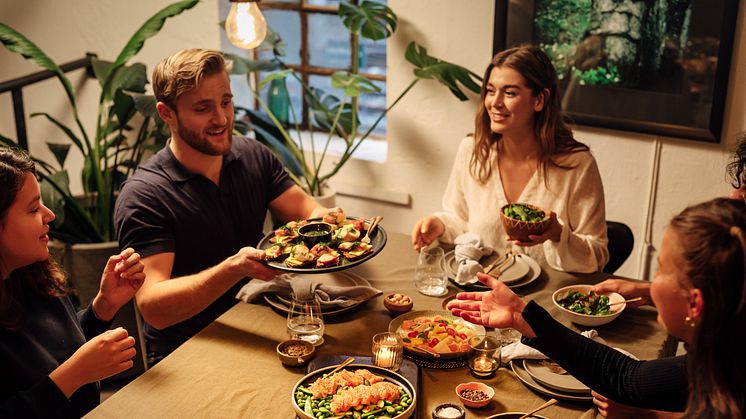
<box><xmin>329</xmin><ymin>357</ymin><xmax>355</xmax><ymax>375</ymax></box>
<box><xmin>514</xmin><ymin>398</ymin><xmax>558</xmax><ymax>419</ymax></box>
<box><xmin>609</xmin><ymin>297</ymin><xmax>643</xmax><ymax>306</ymax></box>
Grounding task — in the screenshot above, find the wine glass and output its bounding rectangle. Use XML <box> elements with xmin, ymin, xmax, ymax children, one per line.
<box><xmin>414</xmin><ymin>247</ymin><xmax>448</xmax><ymax>296</ymax></box>
<box><xmin>286</xmin><ymin>296</ymin><xmax>325</xmax><ymax>346</ymax></box>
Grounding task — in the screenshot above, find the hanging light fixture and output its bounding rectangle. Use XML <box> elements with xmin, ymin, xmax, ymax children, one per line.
<box><xmin>225</xmin><ymin>0</ymin><xmax>267</xmax><ymax>50</ymax></box>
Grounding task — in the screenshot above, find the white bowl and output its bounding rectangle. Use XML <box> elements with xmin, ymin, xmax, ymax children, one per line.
<box><xmin>552</xmin><ymin>285</ymin><xmax>625</xmax><ymax>327</ymax></box>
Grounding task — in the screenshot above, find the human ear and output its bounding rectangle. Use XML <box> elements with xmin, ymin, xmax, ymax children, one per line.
<box><xmin>688</xmin><ymin>288</ymin><xmax>704</xmax><ymax>321</ymax></box>
<box><xmin>156</xmin><ymin>102</ymin><xmax>176</xmax><ymax>125</ymax></box>
<box><xmin>533</xmin><ymin>88</ymin><xmax>549</xmax><ymax>112</ymax></box>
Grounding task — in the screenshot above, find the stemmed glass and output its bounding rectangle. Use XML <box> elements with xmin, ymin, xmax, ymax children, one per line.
<box><xmin>414</xmin><ymin>247</ymin><xmax>448</xmax><ymax>296</ymax></box>
<box><xmin>286</xmin><ymin>296</ymin><xmax>325</xmax><ymax>346</ymax></box>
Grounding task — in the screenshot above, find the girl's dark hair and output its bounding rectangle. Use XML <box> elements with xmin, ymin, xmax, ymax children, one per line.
<box><xmin>669</xmin><ymin>198</ymin><xmax>746</xmax><ymax>418</ymax></box>
<box><xmin>727</xmin><ymin>132</ymin><xmax>746</xmax><ymax>189</ymax></box>
<box><xmin>471</xmin><ymin>44</ymin><xmax>589</xmax><ymax>186</ymax></box>
<box><xmin>0</xmin><ymin>147</ymin><xmax>67</xmax><ymax>330</ymax></box>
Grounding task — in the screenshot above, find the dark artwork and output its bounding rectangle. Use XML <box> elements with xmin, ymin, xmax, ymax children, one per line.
<box><xmin>494</xmin><ymin>0</ymin><xmax>740</xmax><ymax>142</ymax></box>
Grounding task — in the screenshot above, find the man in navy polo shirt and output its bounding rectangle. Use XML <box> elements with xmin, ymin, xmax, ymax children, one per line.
<box><xmin>114</xmin><ymin>49</ymin><xmax>325</xmax><ymax>366</ymax></box>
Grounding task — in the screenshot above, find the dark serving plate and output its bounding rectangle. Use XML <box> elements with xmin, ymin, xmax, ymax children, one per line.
<box><xmin>256</xmin><ymin>217</ymin><xmax>387</xmax><ymax>274</ymax></box>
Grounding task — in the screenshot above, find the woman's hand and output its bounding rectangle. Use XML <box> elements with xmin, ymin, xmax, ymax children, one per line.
<box><xmin>510</xmin><ymin>211</ymin><xmax>562</xmax><ymax>247</ymax></box>
<box><xmin>592</xmin><ymin>279</ymin><xmax>652</xmax><ymax>308</ymax></box>
<box><xmin>411</xmin><ymin>216</ymin><xmax>445</xmax><ymax>251</ymax></box>
<box><xmin>93</xmin><ymin>248</ymin><xmax>145</xmax><ymax>321</ymax></box>
<box><xmin>49</xmin><ymin>327</ymin><xmax>136</xmax><ymax>397</ymax></box>
<box><xmin>446</xmin><ymin>273</ymin><xmax>536</xmax><ymax>337</ymax></box>
<box><xmin>592</xmin><ymin>391</ymin><xmax>680</xmax><ymax>418</ymax></box>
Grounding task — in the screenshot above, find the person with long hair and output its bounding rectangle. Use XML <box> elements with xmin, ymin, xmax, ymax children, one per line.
<box><xmin>0</xmin><ymin>147</ymin><xmax>145</xmax><ymax>418</ymax></box>
<box><xmin>447</xmin><ymin>197</ymin><xmax>746</xmax><ymax>418</ymax></box>
<box><xmin>412</xmin><ymin>45</ymin><xmax>608</xmax><ymax>273</ymax></box>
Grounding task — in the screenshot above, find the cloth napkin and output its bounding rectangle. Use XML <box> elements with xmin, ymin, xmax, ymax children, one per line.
<box><xmin>235</xmin><ymin>274</ymin><xmax>382</xmax><ymax>307</ymax></box>
<box><xmin>501</xmin><ymin>330</ymin><xmax>608</xmax><ymax>363</ymax></box>
<box><xmin>453</xmin><ymin>232</ymin><xmax>493</xmax><ymax>285</ymax></box>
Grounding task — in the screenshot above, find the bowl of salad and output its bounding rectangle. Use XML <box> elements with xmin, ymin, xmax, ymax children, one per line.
<box><xmin>552</xmin><ymin>285</ymin><xmax>626</xmax><ymax>326</ymax></box>
<box><xmin>500</xmin><ymin>203</ymin><xmax>552</xmax><ymax>242</ymax></box>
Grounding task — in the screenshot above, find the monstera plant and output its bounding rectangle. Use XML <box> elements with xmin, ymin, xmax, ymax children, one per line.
<box><xmin>0</xmin><ymin>0</ymin><xmax>198</xmax><ymax>243</ymax></box>
<box><xmin>228</xmin><ymin>1</ymin><xmax>482</xmax><ymax>197</ymax></box>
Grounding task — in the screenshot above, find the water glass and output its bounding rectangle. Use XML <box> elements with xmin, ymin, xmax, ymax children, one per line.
<box><xmin>287</xmin><ymin>296</ymin><xmax>325</xmax><ymax>346</ymax></box>
<box><xmin>372</xmin><ymin>332</ymin><xmax>404</xmax><ymax>371</ymax></box>
<box><xmin>414</xmin><ymin>247</ymin><xmax>448</xmax><ymax>296</ymax></box>
<box><xmin>466</xmin><ymin>335</ymin><xmax>500</xmax><ymax>377</ymax></box>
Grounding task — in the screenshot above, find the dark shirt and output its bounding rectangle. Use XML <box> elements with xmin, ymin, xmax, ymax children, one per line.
<box><xmin>522</xmin><ymin>300</ymin><xmax>688</xmax><ymax>412</ymax></box>
<box><xmin>0</xmin><ymin>278</ymin><xmax>110</xmax><ymax>418</ymax></box>
<box><xmin>114</xmin><ymin>137</ymin><xmax>294</xmax><ymax>355</ymax></box>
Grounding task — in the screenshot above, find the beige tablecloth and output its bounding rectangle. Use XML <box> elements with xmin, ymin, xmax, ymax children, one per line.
<box><xmin>87</xmin><ymin>233</ymin><xmax>667</xmax><ymax>419</ymax></box>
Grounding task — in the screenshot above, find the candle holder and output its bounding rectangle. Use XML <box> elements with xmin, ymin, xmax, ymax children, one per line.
<box><xmin>372</xmin><ymin>332</ymin><xmax>403</xmax><ymax>371</ymax></box>
<box><xmin>466</xmin><ymin>335</ymin><xmax>500</xmax><ymax>378</ymax></box>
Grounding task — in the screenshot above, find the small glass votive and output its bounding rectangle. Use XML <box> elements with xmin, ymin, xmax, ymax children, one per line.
<box><xmin>372</xmin><ymin>332</ymin><xmax>404</xmax><ymax>371</ymax></box>
<box><xmin>467</xmin><ymin>335</ymin><xmax>500</xmax><ymax>377</ymax></box>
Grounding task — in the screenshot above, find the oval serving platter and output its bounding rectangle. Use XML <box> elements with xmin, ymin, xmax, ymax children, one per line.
<box><xmin>257</xmin><ymin>216</ymin><xmax>387</xmax><ymax>274</ymax></box>
<box><xmin>291</xmin><ymin>363</ymin><xmax>416</xmax><ymax>419</ymax></box>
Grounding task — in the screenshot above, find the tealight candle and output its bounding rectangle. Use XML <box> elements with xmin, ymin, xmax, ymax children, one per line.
<box><xmin>473</xmin><ymin>356</ymin><xmax>495</xmax><ymax>372</ymax></box>
<box><xmin>372</xmin><ymin>332</ymin><xmax>403</xmax><ymax>370</ymax></box>
<box><xmin>467</xmin><ymin>334</ymin><xmax>500</xmax><ymax>377</ymax></box>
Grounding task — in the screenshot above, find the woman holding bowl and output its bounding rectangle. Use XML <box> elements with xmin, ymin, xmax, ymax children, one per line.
<box><xmin>412</xmin><ymin>44</ymin><xmax>608</xmax><ymax>273</ymax></box>
<box><xmin>0</xmin><ymin>148</ymin><xmax>145</xmax><ymax>418</ymax></box>
<box><xmin>447</xmin><ymin>197</ymin><xmax>746</xmax><ymax>418</ymax></box>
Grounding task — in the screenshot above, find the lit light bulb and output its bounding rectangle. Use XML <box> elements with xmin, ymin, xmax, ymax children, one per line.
<box><xmin>225</xmin><ymin>1</ymin><xmax>267</xmax><ymax>50</ymax></box>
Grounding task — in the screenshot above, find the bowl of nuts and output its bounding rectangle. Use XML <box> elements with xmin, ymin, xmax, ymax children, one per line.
<box><xmin>455</xmin><ymin>381</ymin><xmax>494</xmax><ymax>408</ymax></box>
<box><xmin>383</xmin><ymin>293</ymin><xmax>413</xmax><ymax>314</ymax></box>
<box><xmin>277</xmin><ymin>339</ymin><xmax>315</xmax><ymax>367</ymax></box>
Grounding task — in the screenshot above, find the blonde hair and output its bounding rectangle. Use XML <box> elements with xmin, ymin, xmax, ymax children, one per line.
<box><xmin>152</xmin><ymin>48</ymin><xmax>230</xmax><ymax>110</ymax></box>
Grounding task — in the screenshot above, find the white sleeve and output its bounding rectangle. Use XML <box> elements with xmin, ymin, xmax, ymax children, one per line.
<box><xmin>434</xmin><ymin>138</ymin><xmax>471</xmax><ymax>244</ymax></box>
<box><xmin>542</xmin><ymin>155</ymin><xmax>609</xmax><ymax>273</ymax></box>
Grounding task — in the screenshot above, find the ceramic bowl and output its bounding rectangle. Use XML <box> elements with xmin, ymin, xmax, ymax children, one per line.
<box><xmin>298</xmin><ymin>222</ymin><xmax>333</xmax><ymax>246</ymax></box>
<box><xmin>383</xmin><ymin>292</ymin><xmax>414</xmax><ymax>314</ymax></box>
<box><xmin>552</xmin><ymin>284</ymin><xmax>626</xmax><ymax>327</ymax></box>
<box><xmin>276</xmin><ymin>339</ymin><xmax>315</xmax><ymax>367</ymax></box>
<box><xmin>455</xmin><ymin>381</ymin><xmax>495</xmax><ymax>408</ymax></box>
<box><xmin>432</xmin><ymin>403</ymin><xmax>465</xmax><ymax>419</ymax></box>
<box><xmin>499</xmin><ymin>203</ymin><xmax>552</xmax><ymax>242</ymax></box>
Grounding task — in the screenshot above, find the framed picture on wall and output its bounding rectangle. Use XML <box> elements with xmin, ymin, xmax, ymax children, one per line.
<box><xmin>493</xmin><ymin>0</ymin><xmax>739</xmax><ymax>143</ymax></box>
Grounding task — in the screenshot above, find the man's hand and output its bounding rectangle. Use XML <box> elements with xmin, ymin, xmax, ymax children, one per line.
<box><xmin>228</xmin><ymin>246</ymin><xmax>283</xmax><ymax>280</ymax></box>
<box><xmin>93</xmin><ymin>248</ymin><xmax>145</xmax><ymax>321</ymax></box>
<box><xmin>411</xmin><ymin>216</ymin><xmax>445</xmax><ymax>251</ymax></box>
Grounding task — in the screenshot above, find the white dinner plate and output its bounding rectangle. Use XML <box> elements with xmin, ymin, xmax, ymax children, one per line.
<box><xmin>263</xmin><ymin>271</ymin><xmax>373</xmax><ymax>316</ymax></box>
<box><xmin>523</xmin><ymin>359</ymin><xmax>590</xmax><ymax>393</ymax></box>
<box><xmin>510</xmin><ymin>360</ymin><xmax>592</xmax><ymax>402</ymax></box>
<box><xmin>447</xmin><ymin>252</ymin><xmax>541</xmax><ymax>291</ymax></box>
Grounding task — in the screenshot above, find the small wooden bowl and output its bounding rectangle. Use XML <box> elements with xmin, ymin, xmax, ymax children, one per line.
<box><xmin>277</xmin><ymin>339</ymin><xmax>315</xmax><ymax>367</ymax></box>
<box><xmin>383</xmin><ymin>292</ymin><xmax>413</xmax><ymax>314</ymax></box>
<box><xmin>500</xmin><ymin>203</ymin><xmax>552</xmax><ymax>242</ymax></box>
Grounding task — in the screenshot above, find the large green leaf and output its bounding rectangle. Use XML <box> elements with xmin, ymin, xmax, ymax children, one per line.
<box><xmin>307</xmin><ymin>87</ymin><xmax>356</xmax><ymax>136</ymax></box>
<box><xmin>112</xmin><ymin>89</ymin><xmax>137</xmax><ymax>128</ymax></box>
<box><xmin>36</xmin><ymin>171</ymin><xmax>102</xmax><ymax>243</ymax></box>
<box><xmin>405</xmin><ymin>42</ymin><xmax>482</xmax><ymax>101</ymax></box>
<box><xmin>130</xmin><ymin>93</ymin><xmax>160</xmax><ymax>119</ymax></box>
<box><xmin>258</xmin><ymin>69</ymin><xmax>294</xmax><ymax>90</ymax></box>
<box><xmin>338</xmin><ymin>1</ymin><xmax>397</xmax><ymax>41</ymax></box>
<box><xmin>224</xmin><ymin>52</ymin><xmax>281</xmax><ymax>75</ymax></box>
<box><xmin>102</xmin><ymin>0</ymin><xmax>199</xmax><ymax>102</ymax></box>
<box><xmin>331</xmin><ymin>71</ymin><xmax>380</xmax><ymax>97</ymax></box>
<box><xmin>0</xmin><ymin>23</ymin><xmax>78</xmax><ymax>110</ymax></box>
<box><xmin>244</xmin><ymin>108</ymin><xmax>304</xmax><ymax>178</ymax></box>
<box><xmin>93</xmin><ymin>59</ymin><xmax>148</xmax><ymax>101</ymax></box>
<box><xmin>46</xmin><ymin>142</ymin><xmax>71</xmax><ymax>169</ymax></box>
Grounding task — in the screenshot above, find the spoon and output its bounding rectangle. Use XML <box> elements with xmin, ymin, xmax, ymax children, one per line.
<box><xmin>515</xmin><ymin>398</ymin><xmax>558</xmax><ymax>419</ymax></box>
<box><xmin>329</xmin><ymin>357</ymin><xmax>355</xmax><ymax>375</ymax></box>
<box><xmin>609</xmin><ymin>297</ymin><xmax>643</xmax><ymax>306</ymax></box>
<box><xmin>361</xmin><ymin>216</ymin><xmax>383</xmax><ymax>244</ymax></box>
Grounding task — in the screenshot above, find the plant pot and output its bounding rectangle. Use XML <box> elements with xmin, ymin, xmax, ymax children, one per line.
<box><xmin>313</xmin><ymin>184</ymin><xmax>336</xmax><ymax>208</ymax></box>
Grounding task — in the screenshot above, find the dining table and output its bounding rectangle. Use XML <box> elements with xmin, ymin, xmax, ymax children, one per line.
<box><xmin>87</xmin><ymin>232</ymin><xmax>671</xmax><ymax>419</ymax></box>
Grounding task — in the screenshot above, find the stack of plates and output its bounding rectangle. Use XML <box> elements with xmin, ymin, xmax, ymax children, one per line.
<box><xmin>262</xmin><ymin>271</ymin><xmax>373</xmax><ymax>316</ymax></box>
<box><xmin>445</xmin><ymin>251</ymin><xmax>541</xmax><ymax>291</ymax></box>
<box><xmin>510</xmin><ymin>359</ymin><xmax>592</xmax><ymax>402</ymax></box>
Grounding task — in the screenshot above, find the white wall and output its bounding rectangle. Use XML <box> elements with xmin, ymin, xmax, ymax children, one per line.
<box><xmin>2</xmin><ymin>0</ymin><xmax>744</xmax><ymax>279</ymax></box>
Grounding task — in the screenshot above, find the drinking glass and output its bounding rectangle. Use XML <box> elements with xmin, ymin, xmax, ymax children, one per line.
<box><xmin>414</xmin><ymin>247</ymin><xmax>448</xmax><ymax>296</ymax></box>
<box><xmin>466</xmin><ymin>335</ymin><xmax>500</xmax><ymax>377</ymax></box>
<box><xmin>286</xmin><ymin>296</ymin><xmax>325</xmax><ymax>346</ymax></box>
<box><xmin>371</xmin><ymin>332</ymin><xmax>404</xmax><ymax>371</ymax></box>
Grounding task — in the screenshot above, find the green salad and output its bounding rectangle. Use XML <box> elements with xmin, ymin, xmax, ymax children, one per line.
<box><xmin>502</xmin><ymin>203</ymin><xmax>546</xmax><ymax>222</ymax></box>
<box><xmin>556</xmin><ymin>290</ymin><xmax>612</xmax><ymax>316</ymax></box>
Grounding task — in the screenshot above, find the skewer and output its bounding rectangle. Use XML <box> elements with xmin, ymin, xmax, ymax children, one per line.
<box><xmin>609</xmin><ymin>297</ymin><xmax>643</xmax><ymax>306</ymax></box>
<box><xmin>328</xmin><ymin>357</ymin><xmax>355</xmax><ymax>375</ymax></box>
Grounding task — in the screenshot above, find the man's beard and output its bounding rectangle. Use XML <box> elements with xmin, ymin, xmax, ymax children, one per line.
<box><xmin>176</xmin><ymin>119</ymin><xmax>233</xmax><ymax>156</ymax></box>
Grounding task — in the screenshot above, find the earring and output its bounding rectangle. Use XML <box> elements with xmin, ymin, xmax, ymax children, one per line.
<box><xmin>684</xmin><ymin>316</ymin><xmax>696</xmax><ymax>327</ymax></box>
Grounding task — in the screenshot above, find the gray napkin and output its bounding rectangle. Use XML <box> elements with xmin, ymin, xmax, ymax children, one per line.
<box><xmin>235</xmin><ymin>274</ymin><xmax>382</xmax><ymax>307</ymax></box>
<box><xmin>454</xmin><ymin>232</ymin><xmax>493</xmax><ymax>284</ymax></box>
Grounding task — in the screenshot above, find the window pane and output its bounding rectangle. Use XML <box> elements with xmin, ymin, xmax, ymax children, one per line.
<box><xmin>308</xmin><ymin>14</ymin><xmax>351</xmax><ymax>68</ymax></box>
<box><xmin>360</xmin><ymin>37</ymin><xmax>386</xmax><ymax>75</ymax></box>
<box><xmin>259</xmin><ymin>72</ymin><xmax>303</xmax><ymax>125</ymax></box>
<box><xmin>263</xmin><ymin>0</ymin><xmax>299</xmax><ymax>3</ymax></box>
<box><xmin>305</xmin><ymin>0</ymin><xmax>347</xmax><ymax>6</ymax></box>
<box><xmin>309</xmin><ymin>75</ymin><xmax>386</xmax><ymax>136</ymax></box>
<box><xmin>260</xmin><ymin>10</ymin><xmax>301</xmax><ymax>65</ymax></box>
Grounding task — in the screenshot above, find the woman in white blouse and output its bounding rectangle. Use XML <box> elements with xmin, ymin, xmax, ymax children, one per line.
<box><xmin>412</xmin><ymin>45</ymin><xmax>608</xmax><ymax>273</ymax></box>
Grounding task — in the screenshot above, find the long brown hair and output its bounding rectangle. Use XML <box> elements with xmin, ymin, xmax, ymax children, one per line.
<box><xmin>727</xmin><ymin>132</ymin><xmax>746</xmax><ymax>189</ymax></box>
<box><xmin>0</xmin><ymin>147</ymin><xmax>67</xmax><ymax>330</ymax></box>
<box><xmin>669</xmin><ymin>198</ymin><xmax>746</xmax><ymax>418</ymax></box>
<box><xmin>471</xmin><ymin>44</ymin><xmax>588</xmax><ymax>186</ymax></box>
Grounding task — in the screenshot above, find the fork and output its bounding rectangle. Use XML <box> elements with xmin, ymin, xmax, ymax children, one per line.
<box><xmin>361</xmin><ymin>216</ymin><xmax>383</xmax><ymax>244</ymax></box>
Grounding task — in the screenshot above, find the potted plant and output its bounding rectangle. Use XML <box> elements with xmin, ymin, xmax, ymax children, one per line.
<box><xmin>0</xmin><ymin>0</ymin><xmax>196</xmax><ymax>326</ymax></box>
<box><xmin>227</xmin><ymin>1</ymin><xmax>482</xmax><ymax>198</ymax></box>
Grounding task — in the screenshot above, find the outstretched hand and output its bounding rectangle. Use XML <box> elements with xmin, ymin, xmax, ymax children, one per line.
<box><xmin>93</xmin><ymin>248</ymin><xmax>145</xmax><ymax>321</ymax></box>
<box><xmin>446</xmin><ymin>273</ymin><xmax>536</xmax><ymax>338</ymax></box>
